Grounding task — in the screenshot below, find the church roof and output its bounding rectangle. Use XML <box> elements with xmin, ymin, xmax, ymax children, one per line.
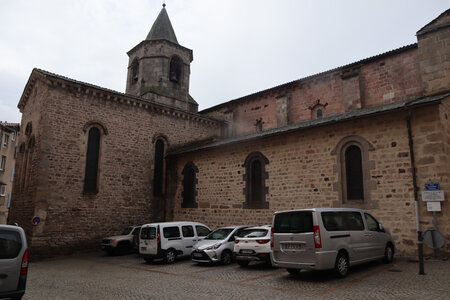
<box><xmin>146</xmin><ymin>5</ymin><xmax>178</xmax><ymax>44</ymax></box>
<box><xmin>170</xmin><ymin>92</ymin><xmax>450</xmax><ymax>156</ymax></box>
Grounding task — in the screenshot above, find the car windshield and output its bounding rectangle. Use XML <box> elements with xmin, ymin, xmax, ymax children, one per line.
<box><xmin>204</xmin><ymin>228</ymin><xmax>233</xmax><ymax>240</ymax></box>
<box><xmin>237</xmin><ymin>228</ymin><xmax>268</xmax><ymax>238</ymax></box>
<box><xmin>119</xmin><ymin>227</ymin><xmax>133</xmax><ymax>235</ymax></box>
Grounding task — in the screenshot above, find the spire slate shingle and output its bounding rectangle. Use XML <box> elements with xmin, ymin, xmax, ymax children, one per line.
<box><xmin>146</xmin><ymin>5</ymin><xmax>178</xmax><ymax>44</ymax></box>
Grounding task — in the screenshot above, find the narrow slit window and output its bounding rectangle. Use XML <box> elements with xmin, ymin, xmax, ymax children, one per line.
<box><xmin>345</xmin><ymin>145</ymin><xmax>364</xmax><ymax>200</ymax></box>
<box><xmin>84</xmin><ymin>127</ymin><xmax>100</xmax><ymax>193</ymax></box>
<box><xmin>153</xmin><ymin>139</ymin><xmax>165</xmax><ymax>196</ymax></box>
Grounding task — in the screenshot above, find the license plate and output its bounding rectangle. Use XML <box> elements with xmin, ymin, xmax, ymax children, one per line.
<box><xmin>240</xmin><ymin>249</ymin><xmax>254</xmax><ymax>254</ymax></box>
<box><xmin>193</xmin><ymin>252</ymin><xmax>203</xmax><ymax>258</ymax></box>
<box><xmin>283</xmin><ymin>243</ymin><xmax>301</xmax><ymax>250</ymax></box>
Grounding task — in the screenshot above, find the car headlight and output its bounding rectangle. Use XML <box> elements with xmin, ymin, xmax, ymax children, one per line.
<box><xmin>205</xmin><ymin>243</ymin><xmax>222</xmax><ymax>250</ymax></box>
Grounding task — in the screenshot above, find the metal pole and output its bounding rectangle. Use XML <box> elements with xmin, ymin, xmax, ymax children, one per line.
<box><xmin>407</xmin><ymin>110</ymin><xmax>425</xmax><ymax>275</ymax></box>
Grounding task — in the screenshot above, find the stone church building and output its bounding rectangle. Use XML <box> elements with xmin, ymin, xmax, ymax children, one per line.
<box><xmin>8</xmin><ymin>6</ymin><xmax>450</xmax><ymax>257</ymax></box>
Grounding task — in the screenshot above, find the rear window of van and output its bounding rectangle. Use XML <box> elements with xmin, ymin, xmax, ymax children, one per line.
<box><xmin>274</xmin><ymin>211</ymin><xmax>313</xmax><ymax>233</ymax></box>
<box><xmin>0</xmin><ymin>230</ymin><xmax>22</xmax><ymax>259</ymax></box>
<box><xmin>140</xmin><ymin>227</ymin><xmax>156</xmax><ymax>240</ymax></box>
<box><xmin>321</xmin><ymin>212</ymin><xmax>364</xmax><ymax>231</ymax></box>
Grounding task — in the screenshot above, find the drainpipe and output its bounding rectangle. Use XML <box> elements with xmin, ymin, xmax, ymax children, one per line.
<box><xmin>406</xmin><ymin>109</ymin><xmax>425</xmax><ymax>275</ymax></box>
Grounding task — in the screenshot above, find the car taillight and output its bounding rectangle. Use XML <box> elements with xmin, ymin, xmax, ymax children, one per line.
<box><xmin>313</xmin><ymin>226</ymin><xmax>321</xmax><ymax>248</ymax></box>
<box><xmin>21</xmin><ymin>249</ymin><xmax>29</xmax><ymax>275</ymax></box>
<box><xmin>234</xmin><ymin>239</ymin><xmax>239</xmax><ymax>244</ymax></box>
<box><xmin>270</xmin><ymin>227</ymin><xmax>274</xmax><ymax>248</ymax></box>
<box><xmin>157</xmin><ymin>228</ymin><xmax>161</xmax><ymax>254</ymax></box>
<box><xmin>256</xmin><ymin>239</ymin><xmax>270</xmax><ymax>244</ymax></box>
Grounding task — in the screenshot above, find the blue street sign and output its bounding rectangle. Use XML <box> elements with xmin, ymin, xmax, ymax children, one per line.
<box><xmin>424</xmin><ymin>182</ymin><xmax>440</xmax><ymax>191</ymax></box>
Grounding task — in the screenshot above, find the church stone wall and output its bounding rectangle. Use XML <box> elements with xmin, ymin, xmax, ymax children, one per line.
<box><xmin>9</xmin><ymin>77</ymin><xmax>221</xmax><ymax>255</ymax></box>
<box><xmin>202</xmin><ymin>47</ymin><xmax>423</xmax><ymax>135</ymax></box>
<box><xmin>171</xmin><ymin>103</ymin><xmax>450</xmax><ymax>256</ymax></box>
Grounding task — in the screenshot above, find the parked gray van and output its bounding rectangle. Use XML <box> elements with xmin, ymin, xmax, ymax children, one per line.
<box><xmin>271</xmin><ymin>208</ymin><xmax>394</xmax><ymax>278</ymax></box>
<box><xmin>0</xmin><ymin>224</ymin><xmax>29</xmax><ymax>300</ymax></box>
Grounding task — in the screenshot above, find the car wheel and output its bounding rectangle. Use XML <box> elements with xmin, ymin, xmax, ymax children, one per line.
<box><xmin>334</xmin><ymin>252</ymin><xmax>349</xmax><ymax>278</ymax></box>
<box><xmin>164</xmin><ymin>249</ymin><xmax>177</xmax><ymax>264</ymax></box>
<box><xmin>286</xmin><ymin>268</ymin><xmax>300</xmax><ymax>275</ymax></box>
<box><xmin>384</xmin><ymin>244</ymin><xmax>394</xmax><ymax>263</ymax></box>
<box><xmin>237</xmin><ymin>260</ymin><xmax>250</xmax><ymax>267</ymax></box>
<box><xmin>221</xmin><ymin>250</ymin><xmax>232</xmax><ymax>265</ymax></box>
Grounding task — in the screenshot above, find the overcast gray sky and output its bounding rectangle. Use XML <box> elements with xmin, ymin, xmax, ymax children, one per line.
<box><xmin>0</xmin><ymin>0</ymin><xmax>448</xmax><ymax>123</ymax></box>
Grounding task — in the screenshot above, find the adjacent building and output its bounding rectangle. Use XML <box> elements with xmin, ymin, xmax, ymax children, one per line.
<box><xmin>8</xmin><ymin>6</ymin><xmax>450</xmax><ymax>257</ymax></box>
<box><xmin>0</xmin><ymin>122</ymin><xmax>20</xmax><ymax>224</ymax></box>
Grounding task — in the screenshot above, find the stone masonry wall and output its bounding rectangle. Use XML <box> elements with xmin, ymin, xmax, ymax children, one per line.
<box><xmin>8</xmin><ymin>75</ymin><xmax>221</xmax><ymax>255</ymax></box>
<box><xmin>202</xmin><ymin>48</ymin><xmax>422</xmax><ymax>136</ymax></box>
<box><xmin>8</xmin><ymin>78</ymin><xmax>48</xmax><ymax>238</ymax></box>
<box><xmin>171</xmin><ymin>104</ymin><xmax>449</xmax><ymax>256</ymax></box>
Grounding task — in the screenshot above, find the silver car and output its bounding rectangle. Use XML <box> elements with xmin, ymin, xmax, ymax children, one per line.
<box><xmin>191</xmin><ymin>226</ymin><xmax>248</xmax><ymax>265</ymax></box>
<box><xmin>0</xmin><ymin>224</ymin><xmax>29</xmax><ymax>300</ymax></box>
<box><xmin>271</xmin><ymin>208</ymin><xmax>394</xmax><ymax>278</ymax></box>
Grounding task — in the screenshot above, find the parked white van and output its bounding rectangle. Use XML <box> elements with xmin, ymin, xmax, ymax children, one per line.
<box><xmin>271</xmin><ymin>208</ymin><xmax>394</xmax><ymax>278</ymax></box>
<box><xmin>139</xmin><ymin>222</ymin><xmax>211</xmax><ymax>263</ymax></box>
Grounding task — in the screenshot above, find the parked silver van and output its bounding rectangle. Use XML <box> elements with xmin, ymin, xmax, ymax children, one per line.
<box><xmin>271</xmin><ymin>208</ymin><xmax>394</xmax><ymax>278</ymax></box>
<box><xmin>139</xmin><ymin>222</ymin><xmax>211</xmax><ymax>264</ymax></box>
<box><xmin>0</xmin><ymin>224</ymin><xmax>29</xmax><ymax>300</ymax></box>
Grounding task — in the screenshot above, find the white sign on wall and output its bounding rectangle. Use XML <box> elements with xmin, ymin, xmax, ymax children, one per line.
<box><xmin>421</xmin><ymin>191</ymin><xmax>445</xmax><ymax>202</ymax></box>
<box><xmin>426</xmin><ymin>202</ymin><xmax>441</xmax><ymax>212</ymax></box>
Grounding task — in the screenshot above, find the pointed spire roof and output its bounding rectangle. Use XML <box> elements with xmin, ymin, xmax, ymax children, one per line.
<box><xmin>146</xmin><ymin>4</ymin><xmax>178</xmax><ymax>44</ymax></box>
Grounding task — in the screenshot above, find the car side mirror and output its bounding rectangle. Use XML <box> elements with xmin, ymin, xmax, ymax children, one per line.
<box><xmin>379</xmin><ymin>224</ymin><xmax>385</xmax><ymax>232</ymax></box>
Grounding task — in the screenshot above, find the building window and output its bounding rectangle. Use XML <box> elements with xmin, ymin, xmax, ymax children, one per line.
<box><xmin>254</xmin><ymin>118</ymin><xmax>263</xmax><ymax>132</ymax></box>
<box><xmin>242</xmin><ymin>152</ymin><xmax>269</xmax><ymax>209</ymax></box>
<box><xmin>331</xmin><ymin>135</ymin><xmax>377</xmax><ymax>208</ymax></box>
<box><xmin>345</xmin><ymin>145</ymin><xmax>364</xmax><ymax>200</ymax></box>
<box><xmin>169</xmin><ymin>56</ymin><xmax>182</xmax><ymax>83</ymax></box>
<box><xmin>131</xmin><ymin>59</ymin><xmax>139</xmax><ymax>84</ymax></box>
<box><xmin>11</xmin><ymin>131</ymin><xmax>16</xmax><ymax>141</ymax></box>
<box><xmin>153</xmin><ymin>139</ymin><xmax>165</xmax><ymax>196</ymax></box>
<box><xmin>308</xmin><ymin>99</ymin><xmax>328</xmax><ymax>119</ymax></box>
<box><xmin>182</xmin><ymin>162</ymin><xmax>198</xmax><ymax>208</ymax></box>
<box><xmin>84</xmin><ymin>127</ymin><xmax>101</xmax><ymax>193</ymax></box>
<box><xmin>0</xmin><ymin>185</ymin><xmax>6</xmax><ymax>196</ymax></box>
<box><xmin>317</xmin><ymin>109</ymin><xmax>323</xmax><ymax>118</ymax></box>
<box><xmin>0</xmin><ymin>156</ymin><xmax>5</xmax><ymax>171</ymax></box>
<box><xmin>25</xmin><ymin>122</ymin><xmax>32</xmax><ymax>136</ymax></box>
<box><xmin>3</xmin><ymin>134</ymin><xmax>8</xmax><ymax>147</ymax></box>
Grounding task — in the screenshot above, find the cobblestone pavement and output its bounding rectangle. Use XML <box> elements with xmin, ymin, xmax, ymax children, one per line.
<box><xmin>23</xmin><ymin>251</ymin><xmax>449</xmax><ymax>299</ymax></box>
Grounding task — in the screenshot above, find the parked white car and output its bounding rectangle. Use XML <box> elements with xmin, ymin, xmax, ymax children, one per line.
<box><xmin>191</xmin><ymin>226</ymin><xmax>248</xmax><ymax>265</ymax></box>
<box><xmin>233</xmin><ymin>225</ymin><xmax>272</xmax><ymax>267</ymax></box>
<box><xmin>0</xmin><ymin>224</ymin><xmax>29</xmax><ymax>300</ymax></box>
<box><xmin>139</xmin><ymin>222</ymin><xmax>211</xmax><ymax>263</ymax></box>
<box><xmin>101</xmin><ymin>226</ymin><xmax>141</xmax><ymax>255</ymax></box>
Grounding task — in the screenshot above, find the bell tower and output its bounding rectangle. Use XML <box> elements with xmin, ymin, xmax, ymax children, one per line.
<box><xmin>126</xmin><ymin>4</ymin><xmax>198</xmax><ymax>112</ymax></box>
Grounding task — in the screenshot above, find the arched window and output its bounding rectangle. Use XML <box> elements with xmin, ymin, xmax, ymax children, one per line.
<box><xmin>182</xmin><ymin>162</ymin><xmax>198</xmax><ymax>208</ymax></box>
<box><xmin>131</xmin><ymin>59</ymin><xmax>139</xmax><ymax>84</ymax></box>
<box><xmin>331</xmin><ymin>135</ymin><xmax>377</xmax><ymax>208</ymax></box>
<box><xmin>308</xmin><ymin>100</ymin><xmax>328</xmax><ymax>119</ymax></box>
<box><xmin>169</xmin><ymin>56</ymin><xmax>182</xmax><ymax>83</ymax></box>
<box><xmin>153</xmin><ymin>139</ymin><xmax>165</xmax><ymax>196</ymax></box>
<box><xmin>317</xmin><ymin>109</ymin><xmax>323</xmax><ymax>118</ymax></box>
<box><xmin>345</xmin><ymin>145</ymin><xmax>364</xmax><ymax>200</ymax></box>
<box><xmin>243</xmin><ymin>152</ymin><xmax>269</xmax><ymax>209</ymax></box>
<box><xmin>84</xmin><ymin>127</ymin><xmax>100</xmax><ymax>193</ymax></box>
